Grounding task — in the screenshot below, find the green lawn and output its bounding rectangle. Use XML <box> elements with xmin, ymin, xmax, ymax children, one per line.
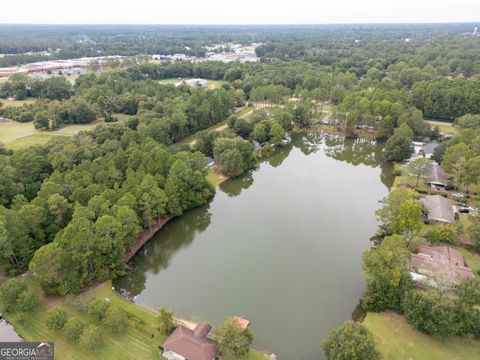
<box><xmin>426</xmin><ymin>120</ymin><xmax>458</xmax><ymax>136</ymax></box>
<box><xmin>0</xmin><ymin>97</ymin><xmax>37</xmax><ymax>107</ymax></box>
<box><xmin>5</xmin><ymin>278</ymin><xmax>268</xmax><ymax>360</ymax></box>
<box><xmin>6</xmin><ymin>279</ymin><xmax>164</xmax><ymax>360</ymax></box>
<box><xmin>0</xmin><ymin>114</ymin><xmax>132</xmax><ymax>149</ymax></box>
<box><xmin>158</xmin><ymin>78</ymin><xmax>227</xmax><ymax>89</ymax></box>
<box><xmin>206</xmin><ymin>168</ymin><xmax>229</xmax><ymax>187</ymax></box>
<box><xmin>454</xmin><ymin>246</ymin><xmax>480</xmax><ymax>275</ymax></box>
<box><xmin>364</xmin><ymin>311</ymin><xmax>480</xmax><ymax>360</ymax></box>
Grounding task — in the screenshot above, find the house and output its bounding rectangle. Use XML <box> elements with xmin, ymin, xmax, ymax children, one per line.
<box><xmin>423</xmin><ymin>195</ymin><xmax>457</xmax><ymax>224</ymax></box>
<box><xmin>410</xmin><ymin>245</ymin><xmax>474</xmax><ymax>285</ymax></box>
<box><xmin>422</xmin><ymin>140</ymin><xmax>439</xmax><ymax>159</ymax></box>
<box><xmin>162</xmin><ymin>322</ymin><xmax>218</xmax><ymax>360</ymax></box>
<box><xmin>424</xmin><ymin>162</ymin><xmax>450</xmax><ymax>188</ymax></box>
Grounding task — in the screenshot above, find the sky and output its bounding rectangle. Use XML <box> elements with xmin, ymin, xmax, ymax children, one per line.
<box><xmin>0</xmin><ymin>0</ymin><xmax>479</xmax><ymax>25</ymax></box>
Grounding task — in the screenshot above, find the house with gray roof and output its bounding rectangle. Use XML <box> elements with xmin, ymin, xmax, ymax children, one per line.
<box><xmin>423</xmin><ymin>195</ymin><xmax>457</xmax><ymax>224</ymax></box>
<box><xmin>424</xmin><ymin>162</ymin><xmax>451</xmax><ymax>188</ymax></box>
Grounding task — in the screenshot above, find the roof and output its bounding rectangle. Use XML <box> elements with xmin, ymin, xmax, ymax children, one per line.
<box><xmin>233</xmin><ymin>316</ymin><xmax>250</xmax><ymax>330</ymax></box>
<box><xmin>163</xmin><ymin>322</ymin><xmax>218</xmax><ymax>360</ymax></box>
<box><xmin>423</xmin><ymin>195</ymin><xmax>455</xmax><ymax>223</ymax></box>
<box><xmin>411</xmin><ymin>245</ymin><xmax>474</xmax><ymax>283</ymax></box>
<box><xmin>423</xmin><ymin>141</ymin><xmax>439</xmax><ymax>155</ymax></box>
<box><xmin>424</xmin><ymin>162</ymin><xmax>450</xmax><ymax>185</ymax></box>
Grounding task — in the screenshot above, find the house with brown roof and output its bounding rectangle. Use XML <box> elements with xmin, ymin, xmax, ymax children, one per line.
<box><xmin>162</xmin><ymin>322</ymin><xmax>218</xmax><ymax>360</ymax></box>
<box><xmin>410</xmin><ymin>245</ymin><xmax>474</xmax><ymax>285</ymax></box>
<box><xmin>423</xmin><ymin>195</ymin><xmax>457</xmax><ymax>224</ymax></box>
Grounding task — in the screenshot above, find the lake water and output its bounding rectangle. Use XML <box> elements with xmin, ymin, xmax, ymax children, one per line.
<box><xmin>115</xmin><ymin>133</ymin><xmax>393</xmax><ymax>359</ymax></box>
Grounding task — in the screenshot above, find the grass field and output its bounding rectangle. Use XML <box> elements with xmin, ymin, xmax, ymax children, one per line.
<box><xmin>4</xmin><ymin>277</ymin><xmax>269</xmax><ymax>360</ymax></box>
<box><xmin>426</xmin><ymin>120</ymin><xmax>458</xmax><ymax>136</ymax></box>
<box><xmin>158</xmin><ymin>78</ymin><xmax>227</xmax><ymax>89</ymax></box>
<box><xmin>0</xmin><ymin>114</ymin><xmax>132</xmax><ymax>150</ymax></box>
<box><xmin>0</xmin><ymin>97</ymin><xmax>37</xmax><ymax>107</ymax></box>
<box><xmin>364</xmin><ymin>311</ymin><xmax>480</xmax><ymax>360</ymax></box>
<box><xmin>454</xmin><ymin>246</ymin><xmax>480</xmax><ymax>275</ymax></box>
<box><xmin>206</xmin><ymin>168</ymin><xmax>229</xmax><ymax>186</ymax></box>
<box><xmin>6</xmin><ymin>279</ymin><xmax>164</xmax><ymax>360</ymax></box>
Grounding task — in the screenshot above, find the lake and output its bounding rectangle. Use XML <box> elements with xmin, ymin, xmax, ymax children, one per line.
<box><xmin>114</xmin><ymin>133</ymin><xmax>393</xmax><ymax>359</ymax></box>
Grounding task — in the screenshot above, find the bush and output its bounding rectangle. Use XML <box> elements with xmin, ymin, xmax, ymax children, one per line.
<box><xmin>402</xmin><ymin>289</ymin><xmax>457</xmax><ymax>338</ymax></box>
<box><xmin>426</xmin><ymin>225</ymin><xmax>457</xmax><ymax>245</ymax></box>
<box><xmin>322</xmin><ymin>321</ymin><xmax>380</xmax><ymax>360</ymax></box>
<box><xmin>88</xmin><ymin>299</ymin><xmax>111</xmax><ymax>323</ymax></box>
<box><xmin>79</xmin><ymin>324</ymin><xmax>102</xmax><ymax>351</ymax></box>
<box><xmin>103</xmin><ymin>306</ymin><xmax>126</xmax><ymax>332</ymax></box>
<box><xmin>46</xmin><ymin>308</ymin><xmax>68</xmax><ymax>330</ymax></box>
<box><xmin>64</xmin><ymin>317</ymin><xmax>85</xmax><ymax>341</ymax></box>
<box><xmin>157</xmin><ymin>307</ymin><xmax>177</xmax><ymax>335</ymax></box>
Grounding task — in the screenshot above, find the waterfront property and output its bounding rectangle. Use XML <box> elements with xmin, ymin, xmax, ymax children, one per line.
<box><xmin>423</xmin><ymin>195</ymin><xmax>457</xmax><ymax>224</ymax></box>
<box><xmin>162</xmin><ymin>322</ymin><xmax>218</xmax><ymax>360</ymax></box>
<box><xmin>410</xmin><ymin>245</ymin><xmax>474</xmax><ymax>285</ymax></box>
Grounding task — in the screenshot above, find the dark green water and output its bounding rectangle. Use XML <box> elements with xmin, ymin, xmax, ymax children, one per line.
<box><xmin>115</xmin><ymin>133</ymin><xmax>393</xmax><ymax>360</ymax></box>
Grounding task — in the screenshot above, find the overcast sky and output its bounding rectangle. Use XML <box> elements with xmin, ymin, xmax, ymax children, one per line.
<box><xmin>1</xmin><ymin>0</ymin><xmax>479</xmax><ymax>24</ymax></box>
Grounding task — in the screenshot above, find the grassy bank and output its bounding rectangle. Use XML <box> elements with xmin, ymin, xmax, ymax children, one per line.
<box><xmin>5</xmin><ymin>277</ymin><xmax>269</xmax><ymax>360</ymax></box>
<box><xmin>364</xmin><ymin>311</ymin><xmax>480</xmax><ymax>360</ymax></box>
<box><xmin>6</xmin><ymin>278</ymin><xmax>164</xmax><ymax>360</ymax></box>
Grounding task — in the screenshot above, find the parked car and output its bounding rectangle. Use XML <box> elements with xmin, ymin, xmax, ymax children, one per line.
<box><xmin>452</xmin><ymin>193</ymin><xmax>465</xmax><ymax>199</ymax></box>
<box><xmin>456</xmin><ymin>202</ymin><xmax>467</xmax><ymax>207</ymax></box>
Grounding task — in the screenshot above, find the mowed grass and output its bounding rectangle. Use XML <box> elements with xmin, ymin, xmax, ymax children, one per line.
<box><xmin>6</xmin><ymin>278</ymin><xmax>165</xmax><ymax>360</ymax></box>
<box><xmin>454</xmin><ymin>246</ymin><xmax>480</xmax><ymax>275</ymax></box>
<box><xmin>158</xmin><ymin>78</ymin><xmax>227</xmax><ymax>89</ymax></box>
<box><xmin>427</xmin><ymin>120</ymin><xmax>458</xmax><ymax>136</ymax></box>
<box><xmin>0</xmin><ymin>114</ymin><xmax>132</xmax><ymax>149</ymax></box>
<box><xmin>206</xmin><ymin>168</ymin><xmax>229</xmax><ymax>186</ymax></box>
<box><xmin>364</xmin><ymin>311</ymin><xmax>480</xmax><ymax>360</ymax></box>
<box><xmin>0</xmin><ymin>97</ymin><xmax>37</xmax><ymax>107</ymax></box>
<box><xmin>5</xmin><ymin>278</ymin><xmax>269</xmax><ymax>360</ymax></box>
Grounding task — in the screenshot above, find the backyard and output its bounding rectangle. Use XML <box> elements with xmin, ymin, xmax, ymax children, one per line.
<box><xmin>3</xmin><ymin>277</ymin><xmax>269</xmax><ymax>360</ymax></box>
<box><xmin>364</xmin><ymin>311</ymin><xmax>480</xmax><ymax>360</ymax></box>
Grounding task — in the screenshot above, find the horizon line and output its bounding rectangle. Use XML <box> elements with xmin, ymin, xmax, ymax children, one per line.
<box><xmin>0</xmin><ymin>21</ymin><xmax>479</xmax><ymax>26</ymax></box>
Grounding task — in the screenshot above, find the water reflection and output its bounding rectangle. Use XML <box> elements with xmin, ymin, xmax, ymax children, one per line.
<box><xmin>114</xmin><ymin>133</ymin><xmax>394</xmax><ymax>359</ymax></box>
<box><xmin>116</xmin><ymin>205</ymin><xmax>212</xmax><ymax>297</ymax></box>
<box><xmin>219</xmin><ymin>172</ymin><xmax>254</xmax><ymax>197</ymax></box>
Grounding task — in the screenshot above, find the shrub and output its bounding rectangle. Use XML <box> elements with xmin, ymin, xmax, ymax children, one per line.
<box><xmin>64</xmin><ymin>317</ymin><xmax>85</xmax><ymax>341</ymax></box>
<box><xmin>103</xmin><ymin>306</ymin><xmax>126</xmax><ymax>332</ymax></box>
<box><xmin>46</xmin><ymin>308</ymin><xmax>68</xmax><ymax>330</ymax></box>
<box><xmin>402</xmin><ymin>289</ymin><xmax>457</xmax><ymax>338</ymax></box>
<box><xmin>79</xmin><ymin>324</ymin><xmax>102</xmax><ymax>351</ymax></box>
<box><xmin>157</xmin><ymin>307</ymin><xmax>177</xmax><ymax>335</ymax></box>
<box><xmin>88</xmin><ymin>299</ymin><xmax>111</xmax><ymax>323</ymax></box>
